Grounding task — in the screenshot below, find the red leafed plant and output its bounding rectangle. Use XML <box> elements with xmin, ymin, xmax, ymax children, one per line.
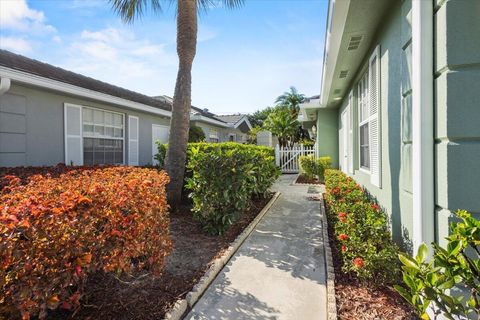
<box><xmin>0</xmin><ymin>166</ymin><xmax>172</xmax><ymax>319</ymax></box>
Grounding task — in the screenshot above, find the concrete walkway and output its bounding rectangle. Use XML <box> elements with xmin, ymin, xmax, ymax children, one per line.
<box><xmin>185</xmin><ymin>175</ymin><xmax>327</xmax><ymax>320</ymax></box>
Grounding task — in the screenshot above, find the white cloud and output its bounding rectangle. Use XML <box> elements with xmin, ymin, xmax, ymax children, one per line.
<box><xmin>0</xmin><ymin>0</ymin><xmax>55</xmax><ymax>33</ymax></box>
<box><xmin>59</xmin><ymin>27</ymin><xmax>178</xmax><ymax>96</ymax></box>
<box><xmin>67</xmin><ymin>0</ymin><xmax>105</xmax><ymax>9</ymax></box>
<box><xmin>198</xmin><ymin>25</ymin><xmax>218</xmax><ymax>42</ymax></box>
<box><xmin>81</xmin><ymin>28</ymin><xmax>123</xmax><ymax>43</ymax></box>
<box><xmin>0</xmin><ymin>36</ymin><xmax>32</xmax><ymax>53</ymax></box>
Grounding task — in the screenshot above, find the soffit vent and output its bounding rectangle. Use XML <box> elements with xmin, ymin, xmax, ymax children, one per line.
<box><xmin>339</xmin><ymin>70</ymin><xmax>349</xmax><ymax>79</ymax></box>
<box><xmin>347</xmin><ymin>35</ymin><xmax>363</xmax><ymax>51</ymax></box>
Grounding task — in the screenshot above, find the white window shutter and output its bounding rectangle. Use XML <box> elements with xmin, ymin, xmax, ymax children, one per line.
<box><xmin>369</xmin><ymin>46</ymin><xmax>382</xmax><ymax>187</ymax></box>
<box><xmin>348</xmin><ymin>92</ymin><xmax>354</xmax><ymax>174</ymax></box>
<box><xmin>128</xmin><ymin>116</ymin><xmax>139</xmax><ymax>166</ymax></box>
<box><xmin>64</xmin><ymin>103</ymin><xmax>83</xmax><ymax>166</ymax></box>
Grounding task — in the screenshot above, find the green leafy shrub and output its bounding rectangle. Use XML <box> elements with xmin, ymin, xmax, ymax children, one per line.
<box><xmin>299</xmin><ymin>155</ymin><xmax>317</xmax><ymax>179</ymax></box>
<box><xmin>395</xmin><ymin>210</ymin><xmax>480</xmax><ymax>320</ymax></box>
<box><xmin>299</xmin><ymin>139</ymin><xmax>315</xmax><ymax>147</ymax></box>
<box><xmin>189</xmin><ymin>125</ymin><xmax>206</xmax><ymax>142</ymax></box>
<box><xmin>324</xmin><ymin>169</ymin><xmax>400</xmax><ymax>285</ymax></box>
<box><xmin>154</xmin><ymin>142</ymin><xmax>167</xmax><ymax>168</ymax></box>
<box><xmin>299</xmin><ymin>155</ymin><xmax>332</xmax><ymax>181</ymax></box>
<box><xmin>0</xmin><ymin>166</ymin><xmax>171</xmax><ymax>319</ymax></box>
<box><xmin>185</xmin><ymin>143</ymin><xmax>279</xmax><ymax>235</ymax></box>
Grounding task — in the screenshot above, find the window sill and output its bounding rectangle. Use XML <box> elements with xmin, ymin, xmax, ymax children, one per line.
<box><xmin>359</xmin><ymin>167</ymin><xmax>370</xmax><ymax>175</ymax></box>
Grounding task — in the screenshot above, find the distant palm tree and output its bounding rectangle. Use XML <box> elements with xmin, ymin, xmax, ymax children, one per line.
<box><xmin>264</xmin><ymin>107</ymin><xmax>298</xmax><ymax>148</ymax></box>
<box><xmin>111</xmin><ymin>0</ymin><xmax>244</xmax><ymax>208</ymax></box>
<box><xmin>275</xmin><ymin>86</ymin><xmax>306</xmax><ymax>118</ymax></box>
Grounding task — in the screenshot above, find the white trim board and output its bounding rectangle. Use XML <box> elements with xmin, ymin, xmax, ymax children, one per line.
<box><xmin>0</xmin><ymin>67</ymin><xmax>172</xmax><ymax>118</ymax></box>
<box><xmin>190</xmin><ymin>114</ymin><xmax>230</xmax><ymax>127</ymax></box>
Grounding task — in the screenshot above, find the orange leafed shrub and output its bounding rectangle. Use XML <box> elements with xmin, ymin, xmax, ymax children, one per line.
<box><xmin>0</xmin><ymin>166</ymin><xmax>172</xmax><ymax>319</ymax></box>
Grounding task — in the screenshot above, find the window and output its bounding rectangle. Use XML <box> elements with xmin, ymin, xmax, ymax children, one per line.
<box><xmin>358</xmin><ymin>72</ymin><xmax>370</xmax><ymax>170</ymax></box>
<box><xmin>229</xmin><ymin>133</ymin><xmax>236</xmax><ymax>142</ymax></box>
<box><xmin>209</xmin><ymin>128</ymin><xmax>219</xmax><ymax>143</ymax></box>
<box><xmin>82</xmin><ymin>107</ymin><xmax>124</xmax><ymax>165</ymax></box>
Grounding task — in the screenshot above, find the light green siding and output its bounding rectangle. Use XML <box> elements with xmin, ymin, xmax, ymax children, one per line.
<box><xmin>316</xmin><ymin>108</ymin><xmax>339</xmax><ymax>168</ymax></box>
<box><xmin>434</xmin><ymin>0</ymin><xmax>480</xmax><ymax>247</ymax></box>
<box><xmin>319</xmin><ymin>0</ymin><xmax>480</xmax><ymax>252</ymax></box>
<box><xmin>322</xmin><ymin>0</ymin><xmax>415</xmax><ymax>251</ymax></box>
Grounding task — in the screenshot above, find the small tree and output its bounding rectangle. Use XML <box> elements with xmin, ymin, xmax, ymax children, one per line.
<box><xmin>263</xmin><ymin>107</ymin><xmax>298</xmax><ymax>147</ymax></box>
<box><xmin>248</xmin><ymin>106</ymin><xmax>275</xmax><ymax>128</ymax></box>
<box><xmin>189</xmin><ymin>125</ymin><xmax>205</xmax><ymax>142</ymax></box>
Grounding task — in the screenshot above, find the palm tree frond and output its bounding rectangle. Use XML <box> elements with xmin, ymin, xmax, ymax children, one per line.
<box><xmin>197</xmin><ymin>0</ymin><xmax>244</xmax><ymax>11</ymax></box>
<box><xmin>110</xmin><ymin>0</ymin><xmax>163</xmax><ymax>23</ymax></box>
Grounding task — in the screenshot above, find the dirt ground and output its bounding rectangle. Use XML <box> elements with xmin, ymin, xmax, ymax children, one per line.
<box><xmin>295</xmin><ymin>174</ymin><xmax>322</xmax><ymax>185</ymax></box>
<box><xmin>46</xmin><ymin>195</ymin><xmax>273</xmax><ymax>320</ymax></box>
<box><xmin>326</xmin><ymin>215</ymin><xmax>418</xmax><ymax>320</ymax></box>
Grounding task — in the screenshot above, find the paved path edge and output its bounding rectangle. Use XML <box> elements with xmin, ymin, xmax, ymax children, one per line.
<box><xmin>320</xmin><ymin>194</ymin><xmax>338</xmax><ymax>320</ymax></box>
<box><xmin>163</xmin><ymin>191</ymin><xmax>282</xmax><ymax>320</ymax></box>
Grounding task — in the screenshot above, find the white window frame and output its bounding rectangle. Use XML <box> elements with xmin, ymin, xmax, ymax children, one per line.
<box><xmin>209</xmin><ymin>128</ymin><xmax>219</xmax><ymax>142</ymax></box>
<box><xmin>64</xmin><ymin>103</ymin><xmax>83</xmax><ymax>166</ymax></box>
<box><xmin>81</xmin><ymin>106</ymin><xmax>126</xmax><ymax>165</ymax></box>
<box><xmin>358</xmin><ymin>71</ymin><xmax>370</xmax><ymax>173</ymax></box>
<box><xmin>128</xmin><ymin>115</ymin><xmax>139</xmax><ymax>166</ymax></box>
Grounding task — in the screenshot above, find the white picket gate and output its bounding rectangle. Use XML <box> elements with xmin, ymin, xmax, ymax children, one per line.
<box><xmin>275</xmin><ymin>144</ymin><xmax>317</xmax><ymax>173</ymax></box>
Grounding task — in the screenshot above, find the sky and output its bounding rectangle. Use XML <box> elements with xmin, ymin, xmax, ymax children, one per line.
<box><xmin>0</xmin><ymin>0</ymin><xmax>328</xmax><ymax>114</ymax></box>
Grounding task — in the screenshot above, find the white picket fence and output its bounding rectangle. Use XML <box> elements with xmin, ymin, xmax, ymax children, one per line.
<box><xmin>275</xmin><ymin>144</ymin><xmax>317</xmax><ymax>173</ymax></box>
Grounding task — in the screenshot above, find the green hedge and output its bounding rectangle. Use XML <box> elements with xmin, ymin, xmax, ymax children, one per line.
<box><xmin>298</xmin><ymin>155</ymin><xmax>332</xmax><ymax>181</ymax></box>
<box><xmin>324</xmin><ymin>169</ymin><xmax>400</xmax><ymax>286</ymax></box>
<box><xmin>157</xmin><ymin>142</ymin><xmax>279</xmax><ymax>234</ymax></box>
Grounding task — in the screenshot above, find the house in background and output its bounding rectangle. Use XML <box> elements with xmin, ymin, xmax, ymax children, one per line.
<box><xmin>155</xmin><ymin>95</ymin><xmax>252</xmax><ymax>143</ymax></box>
<box><xmin>300</xmin><ymin>0</ymin><xmax>480</xmax><ymax>253</ymax></box>
<box><xmin>214</xmin><ymin>114</ymin><xmax>252</xmax><ymax>143</ymax></box>
<box><xmin>0</xmin><ymin>50</ymin><xmax>250</xmax><ymax>168</ymax></box>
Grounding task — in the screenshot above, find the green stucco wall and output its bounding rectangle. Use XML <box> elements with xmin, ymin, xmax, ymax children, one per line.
<box><xmin>327</xmin><ymin>0</ymin><xmax>415</xmax><ymax>251</ymax></box>
<box><xmin>321</xmin><ymin>0</ymin><xmax>480</xmax><ymax>252</ymax></box>
<box><xmin>434</xmin><ymin>0</ymin><xmax>480</xmax><ymax>247</ymax></box>
<box><xmin>316</xmin><ymin>108</ymin><xmax>339</xmax><ymax>168</ymax></box>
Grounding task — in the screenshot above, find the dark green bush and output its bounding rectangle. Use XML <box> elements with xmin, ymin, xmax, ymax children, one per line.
<box><xmin>154</xmin><ymin>142</ymin><xmax>167</xmax><ymax>168</ymax></box>
<box><xmin>186</xmin><ymin>143</ymin><xmax>279</xmax><ymax>234</ymax></box>
<box><xmin>156</xmin><ymin>142</ymin><xmax>279</xmax><ymax>235</ymax></box>
<box><xmin>189</xmin><ymin>125</ymin><xmax>206</xmax><ymax>142</ymax></box>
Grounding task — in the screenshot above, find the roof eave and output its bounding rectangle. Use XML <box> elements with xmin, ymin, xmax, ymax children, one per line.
<box><xmin>190</xmin><ymin>114</ymin><xmax>231</xmax><ymax>127</ymax></box>
<box><xmin>233</xmin><ymin>115</ymin><xmax>252</xmax><ymax>130</ymax></box>
<box><xmin>0</xmin><ymin>66</ymin><xmax>172</xmax><ymax>117</ymax></box>
<box><xmin>319</xmin><ymin>0</ymin><xmax>351</xmax><ymax>107</ymax></box>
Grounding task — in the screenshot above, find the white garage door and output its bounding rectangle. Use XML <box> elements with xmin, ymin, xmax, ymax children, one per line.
<box><xmin>152</xmin><ymin>124</ymin><xmax>169</xmax><ymax>165</ymax></box>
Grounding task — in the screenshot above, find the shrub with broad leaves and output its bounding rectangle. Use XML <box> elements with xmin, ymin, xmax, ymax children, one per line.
<box><xmin>395</xmin><ymin>210</ymin><xmax>480</xmax><ymax>320</ymax></box>
<box><xmin>0</xmin><ymin>166</ymin><xmax>172</xmax><ymax>319</ymax></box>
<box><xmin>324</xmin><ymin>169</ymin><xmax>400</xmax><ymax>285</ymax></box>
<box><xmin>185</xmin><ymin>143</ymin><xmax>280</xmax><ymax>235</ymax></box>
<box><xmin>299</xmin><ymin>155</ymin><xmax>332</xmax><ymax>181</ymax></box>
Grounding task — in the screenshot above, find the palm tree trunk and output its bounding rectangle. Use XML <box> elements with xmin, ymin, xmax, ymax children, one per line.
<box><xmin>165</xmin><ymin>0</ymin><xmax>197</xmax><ymax>209</ymax></box>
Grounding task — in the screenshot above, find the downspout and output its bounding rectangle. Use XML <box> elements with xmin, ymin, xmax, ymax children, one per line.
<box><xmin>0</xmin><ymin>77</ymin><xmax>11</xmax><ymax>95</ymax></box>
<box><xmin>412</xmin><ymin>0</ymin><xmax>435</xmax><ymax>251</ymax></box>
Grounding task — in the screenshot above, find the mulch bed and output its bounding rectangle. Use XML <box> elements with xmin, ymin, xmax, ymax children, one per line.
<box><xmin>325</xmin><ymin>212</ymin><xmax>418</xmax><ymax>320</ymax></box>
<box><xmin>295</xmin><ymin>174</ymin><xmax>321</xmax><ymax>185</ymax></box>
<box><xmin>43</xmin><ymin>194</ymin><xmax>273</xmax><ymax>320</ymax></box>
